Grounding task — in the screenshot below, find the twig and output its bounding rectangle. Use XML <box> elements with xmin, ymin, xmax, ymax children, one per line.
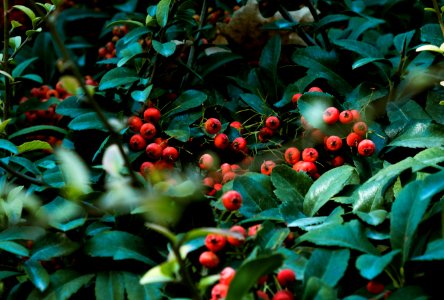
<box><xmin>304</xmin><ymin>0</ymin><xmax>332</xmax><ymax>51</ymax></box>
<box><xmin>3</xmin><ymin>0</ymin><xmax>12</xmax><ymax>120</ymax></box>
<box><xmin>0</xmin><ymin>159</ymin><xmax>48</xmax><ymax>186</ymax></box>
<box><xmin>432</xmin><ymin>0</ymin><xmax>444</xmax><ymax>38</ymax></box>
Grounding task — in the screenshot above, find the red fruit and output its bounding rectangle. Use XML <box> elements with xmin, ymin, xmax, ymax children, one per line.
<box><xmin>323</xmin><ymin>107</ymin><xmax>340</xmax><ymax>125</ymax></box>
<box><xmin>199</xmin><ymin>251</ymin><xmax>219</xmax><ymax>268</ymax></box>
<box><xmin>231</xmin><ymin>164</ymin><xmax>242</xmax><ymax>174</ymax></box>
<box><xmin>331</xmin><ymin>156</ymin><xmax>345</xmax><ymax>167</ymax></box>
<box><xmin>162</xmin><ymin>146</ymin><xmax>179</xmax><ymax>162</ymax></box>
<box><xmin>227</xmin><ymin>225</ymin><xmax>246</xmax><ymax>247</ymax></box>
<box><xmin>258</xmin><ymin>127</ymin><xmax>274</xmax><ymax>142</ymax></box>
<box><xmin>277</xmin><ymin>269</ymin><xmax>296</xmax><ymax>287</ymax></box>
<box><xmin>220</xmin><ymin>163</ymin><xmax>232</xmax><ymax>175</ymax></box>
<box><xmin>154</xmin><ymin>137</ymin><xmax>168</xmax><ymax>149</ymax></box>
<box><xmin>291</xmin><ymin>93</ymin><xmax>302</xmax><ymax>105</ymax></box>
<box><xmin>366</xmin><ymin>280</ymin><xmax>385</xmax><ymax>294</ymax></box>
<box><xmin>219</xmin><ymin>267</ymin><xmax>236</xmax><ymax>285</ymax></box>
<box><xmin>230</xmin><ymin>121</ymin><xmax>242</xmax><ymax>131</ymax></box>
<box><xmin>146</xmin><ymin>143</ymin><xmax>163</xmax><ymax>160</ymax></box>
<box><xmin>353</xmin><ymin>121</ymin><xmax>368</xmax><ymax>136</ymax></box>
<box><xmin>211</xmin><ymin>283</ymin><xmax>228</xmax><ymax>300</ymax></box>
<box><xmin>143</xmin><ymin>107</ymin><xmax>161</xmax><ymax>124</ymax></box>
<box><xmin>128</xmin><ymin>116</ymin><xmax>143</xmax><ymax>132</ymax></box>
<box><xmin>129</xmin><ymin>134</ymin><xmax>147</xmax><ymax>151</ymax></box>
<box><xmin>257</xmin><ymin>290</ymin><xmax>270</xmax><ymax>300</ymax></box>
<box><xmin>46</xmin><ymin>89</ymin><xmax>59</xmax><ymax>99</ymax></box>
<box><xmin>222</xmin><ymin>190</ymin><xmax>242</xmax><ymax>211</ymax></box>
<box><xmin>140</xmin><ymin>123</ymin><xmax>157</xmax><ymax>140</ymax></box>
<box><xmin>203</xmin><ymin>177</ymin><xmax>215</xmax><ymax>187</ymax></box>
<box><xmin>358</xmin><ymin>139</ymin><xmax>376</xmax><ymax>156</ymax></box>
<box><xmin>214</xmin><ymin>133</ymin><xmax>230</xmax><ymax>149</ymax></box>
<box><xmin>272</xmin><ymin>290</ymin><xmax>294</xmax><ymax>300</ymax></box>
<box><xmin>98</xmin><ymin>47</ymin><xmax>107</xmax><ymax>57</ymax></box>
<box><xmin>214</xmin><ymin>183</ymin><xmax>223</xmax><ymax>191</ymax></box>
<box><xmin>302</xmin><ymin>148</ymin><xmax>318</xmax><ymax>162</ymax></box>
<box><xmin>265</xmin><ymin>116</ymin><xmax>280</xmax><ymax>130</ymax></box>
<box><xmin>205</xmin><ymin>118</ymin><xmax>222</xmax><ymax>134</ymax></box>
<box><xmin>222</xmin><ymin>171</ymin><xmax>236</xmax><ymax>183</ymax></box>
<box><xmin>261</xmin><ymin>160</ymin><xmax>276</xmax><ymax>176</ymax></box>
<box><xmin>199</xmin><ymin>153</ymin><xmax>215</xmax><ymax>170</ymax></box>
<box><xmin>205</xmin><ymin>234</ymin><xmax>227</xmax><ymax>252</ymax></box>
<box><xmin>293</xmin><ymin>161</ymin><xmax>317</xmax><ymax>175</ymax></box>
<box><xmin>325</xmin><ymin>136</ymin><xmax>343</xmax><ymax>151</ymax></box>
<box><xmin>231</xmin><ymin>137</ymin><xmax>247</xmax><ymax>153</ymax></box>
<box><xmin>248</xmin><ymin>224</ymin><xmax>261</xmax><ymax>237</ymax></box>
<box><xmin>105</xmin><ymin>42</ymin><xmax>115</xmax><ymax>52</ymax></box>
<box><xmin>284</xmin><ymin>147</ymin><xmax>300</xmax><ymax>164</ymax></box>
<box><xmin>140</xmin><ymin>161</ymin><xmax>155</xmax><ymax>175</ymax></box>
<box><xmin>346</xmin><ymin>132</ymin><xmax>363</xmax><ymax>147</ymax></box>
<box><xmin>308</xmin><ymin>86</ymin><xmax>323</xmax><ymax>93</ymax></box>
<box><xmin>350</xmin><ymin>109</ymin><xmax>361</xmax><ymax>121</ymax></box>
<box><xmin>339</xmin><ymin>110</ymin><xmax>354</xmax><ymax>124</ymax></box>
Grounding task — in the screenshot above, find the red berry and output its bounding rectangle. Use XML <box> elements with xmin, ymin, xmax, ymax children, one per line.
<box><xmin>265</xmin><ymin>116</ymin><xmax>280</xmax><ymax>130</ymax></box>
<box><xmin>140</xmin><ymin>123</ymin><xmax>157</xmax><ymax>140</ymax></box>
<box><xmin>205</xmin><ymin>234</ymin><xmax>227</xmax><ymax>252</ymax></box>
<box><xmin>293</xmin><ymin>161</ymin><xmax>317</xmax><ymax>175</ymax></box>
<box><xmin>211</xmin><ymin>283</ymin><xmax>228</xmax><ymax>300</ymax></box>
<box><xmin>257</xmin><ymin>290</ymin><xmax>270</xmax><ymax>300</ymax></box>
<box><xmin>129</xmin><ymin>134</ymin><xmax>147</xmax><ymax>151</ymax></box>
<box><xmin>308</xmin><ymin>86</ymin><xmax>323</xmax><ymax>93</ymax></box>
<box><xmin>331</xmin><ymin>156</ymin><xmax>345</xmax><ymax>167</ymax></box>
<box><xmin>291</xmin><ymin>93</ymin><xmax>302</xmax><ymax>105</ymax></box>
<box><xmin>162</xmin><ymin>146</ymin><xmax>179</xmax><ymax>163</ymax></box>
<box><xmin>366</xmin><ymin>280</ymin><xmax>385</xmax><ymax>294</ymax></box>
<box><xmin>220</xmin><ymin>163</ymin><xmax>232</xmax><ymax>175</ymax></box>
<box><xmin>143</xmin><ymin>108</ymin><xmax>161</xmax><ymax>124</ymax></box>
<box><xmin>140</xmin><ymin>161</ymin><xmax>155</xmax><ymax>175</ymax></box>
<box><xmin>231</xmin><ymin>137</ymin><xmax>247</xmax><ymax>153</ymax></box>
<box><xmin>222</xmin><ymin>190</ymin><xmax>242</xmax><ymax>211</ymax></box>
<box><xmin>261</xmin><ymin>160</ymin><xmax>276</xmax><ymax>176</ymax></box>
<box><xmin>199</xmin><ymin>251</ymin><xmax>219</xmax><ymax>268</ymax></box>
<box><xmin>214</xmin><ymin>183</ymin><xmax>223</xmax><ymax>191</ymax></box>
<box><xmin>128</xmin><ymin>116</ymin><xmax>143</xmax><ymax>132</ymax></box>
<box><xmin>350</xmin><ymin>109</ymin><xmax>361</xmax><ymax>121</ymax></box>
<box><xmin>214</xmin><ymin>133</ymin><xmax>230</xmax><ymax>149</ymax></box>
<box><xmin>346</xmin><ymin>132</ymin><xmax>363</xmax><ymax>147</ymax></box>
<box><xmin>339</xmin><ymin>110</ymin><xmax>354</xmax><ymax>124</ymax></box>
<box><xmin>272</xmin><ymin>290</ymin><xmax>294</xmax><ymax>300</ymax></box>
<box><xmin>222</xmin><ymin>171</ymin><xmax>236</xmax><ymax>184</ymax></box>
<box><xmin>203</xmin><ymin>177</ymin><xmax>215</xmax><ymax>187</ymax></box>
<box><xmin>230</xmin><ymin>121</ymin><xmax>242</xmax><ymax>131</ymax></box>
<box><xmin>357</xmin><ymin>139</ymin><xmax>375</xmax><ymax>156</ymax></box>
<box><xmin>248</xmin><ymin>224</ymin><xmax>261</xmax><ymax>236</ymax></box>
<box><xmin>302</xmin><ymin>148</ymin><xmax>318</xmax><ymax>162</ymax></box>
<box><xmin>46</xmin><ymin>89</ymin><xmax>59</xmax><ymax>99</ymax></box>
<box><xmin>353</xmin><ymin>121</ymin><xmax>368</xmax><ymax>136</ymax></box>
<box><xmin>227</xmin><ymin>225</ymin><xmax>246</xmax><ymax>247</ymax></box>
<box><xmin>205</xmin><ymin>118</ymin><xmax>222</xmax><ymax>134</ymax></box>
<box><xmin>98</xmin><ymin>47</ymin><xmax>107</xmax><ymax>57</ymax></box>
<box><xmin>325</xmin><ymin>136</ymin><xmax>343</xmax><ymax>151</ymax></box>
<box><xmin>199</xmin><ymin>153</ymin><xmax>215</xmax><ymax>170</ymax></box>
<box><xmin>154</xmin><ymin>137</ymin><xmax>168</xmax><ymax>149</ymax></box>
<box><xmin>323</xmin><ymin>107</ymin><xmax>340</xmax><ymax>124</ymax></box>
<box><xmin>146</xmin><ymin>143</ymin><xmax>163</xmax><ymax>160</ymax></box>
<box><xmin>277</xmin><ymin>269</ymin><xmax>296</xmax><ymax>287</ymax></box>
<box><xmin>219</xmin><ymin>267</ymin><xmax>236</xmax><ymax>285</ymax></box>
<box><xmin>284</xmin><ymin>147</ymin><xmax>301</xmax><ymax>165</ymax></box>
<box><xmin>258</xmin><ymin>127</ymin><xmax>274</xmax><ymax>142</ymax></box>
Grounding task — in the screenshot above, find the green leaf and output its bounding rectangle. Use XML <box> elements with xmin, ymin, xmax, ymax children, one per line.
<box><xmin>356</xmin><ymin>250</ymin><xmax>400</xmax><ymax>280</ymax></box>
<box><xmin>201</xmin><ymin>51</ymin><xmax>243</xmax><ymax>77</ymax></box>
<box><xmin>411</xmin><ymin>147</ymin><xmax>444</xmax><ymax>171</ymax></box>
<box><xmin>12</xmin><ymin>57</ymin><xmax>38</xmax><ymax>77</ymax></box>
<box><xmin>0</xmin><ymin>241</ymin><xmax>29</xmax><ymax>256</ymax></box>
<box><xmin>140</xmin><ymin>259</ymin><xmax>178</xmax><ymax>285</ymax></box>
<box><xmin>17</xmin><ymin>140</ymin><xmax>52</xmax><ymax>154</ymax></box>
<box><xmin>225</xmin><ymin>253</ymin><xmax>284</xmax><ymax>300</ymax></box>
<box><xmin>95</xmin><ymin>272</ymin><xmax>125</xmax><ymax>300</ymax></box>
<box><xmin>68</xmin><ymin>112</ymin><xmax>110</xmax><ymax>131</ymax></box>
<box><xmin>1</xmin><ymin>186</ymin><xmax>25</xmax><ymax>225</ymax></box>
<box><xmin>297</xmin><ymin>220</ymin><xmax>378</xmax><ymax>254</ymax></box>
<box><xmin>426</xmin><ymin>90</ymin><xmax>444</xmax><ymax>125</ymax></box>
<box><xmin>41</xmin><ymin>270</ymin><xmax>95</xmax><ymax>300</ymax></box>
<box><xmin>304</xmin><ymin>166</ymin><xmax>359</xmax><ymax>216</ymax></box>
<box><xmin>352</xmin><ymin>57</ymin><xmax>389</xmax><ymax>70</ymax></box>
<box><xmin>156</xmin><ymin>0</ymin><xmax>171</xmax><ymax>27</ymax></box>
<box><xmin>233</xmin><ymin>173</ymin><xmax>278</xmax><ymax>217</ymax></box>
<box><xmin>0</xmin><ymin>226</ymin><xmax>45</xmax><ymax>241</ymax></box>
<box><xmin>38</xmin><ymin>197</ymin><xmax>86</xmax><ymax>231</ymax></box>
<box><xmin>412</xmin><ymin>239</ymin><xmax>444</xmax><ymax>261</ymax></box>
<box><xmin>99</xmin><ymin>67</ymin><xmax>139</xmax><ymax>90</ymax></box>
<box><xmin>389</xmin><ymin>122</ymin><xmax>444</xmax><ymax>148</ymax></box>
<box><xmin>356</xmin><ymin>210</ymin><xmax>388</xmax><ymax>226</ymax></box>
<box><xmin>118</xmin><ymin>42</ymin><xmax>144</xmax><ymax>67</ymax></box>
<box><xmin>8</xmin><ymin>125</ymin><xmax>68</xmax><ymax>140</ymax></box>
<box><xmin>56</xmin><ymin>148</ymin><xmax>92</xmax><ymax>198</ymax></box>
<box><xmin>420</xmin><ymin>23</ymin><xmax>444</xmax><ymax>45</ymax></box>
<box><xmin>391</xmin><ymin>170</ymin><xmax>444</xmax><ymax>262</ymax></box>
<box><xmin>13</xmin><ymin>5</ymin><xmax>36</xmax><ymax>25</ymax></box>
<box><xmin>30</xmin><ymin>235</ymin><xmax>79</xmax><ymax>261</ymax></box>
<box><xmin>165</xmin><ymin>90</ymin><xmax>207</xmax><ymax>116</ymax></box>
<box><xmin>334</xmin><ymin>39</ymin><xmax>381</xmax><ymax>57</ymax></box>
<box><xmin>152</xmin><ymin>40</ymin><xmax>176</xmax><ymax>57</ymax></box>
<box><xmin>304</xmin><ymin>248</ymin><xmax>350</xmax><ymax>287</ymax></box>
<box><xmin>123</xmin><ymin>272</ymin><xmax>164</xmax><ymax>300</ymax></box>
<box><xmin>239</xmin><ymin>93</ymin><xmax>273</xmax><ymax>115</ymax></box>
<box><xmin>131</xmin><ymin>85</ymin><xmax>153</xmax><ymax>102</ymax></box>
<box><xmin>56</xmin><ymin>96</ymin><xmax>93</xmax><ymax>118</ymax></box>
<box><xmin>271</xmin><ymin>165</ymin><xmax>313</xmax><ymax>211</ymax></box>
<box><xmin>386</xmin><ymin>286</ymin><xmax>428</xmax><ymax>300</ymax></box>
<box><xmin>0</xmin><ymin>139</ymin><xmax>18</xmax><ymax>154</ymax></box>
<box><xmin>259</xmin><ymin>35</ymin><xmax>281</xmax><ymax>84</ymax></box>
<box><xmin>85</xmin><ymin>231</ymin><xmax>155</xmax><ymax>265</ymax></box>
<box><xmin>24</xmin><ymin>259</ymin><xmax>50</xmax><ymax>292</ymax></box>
<box><xmin>302</xmin><ymin>277</ymin><xmax>337</xmax><ymax>300</ymax></box>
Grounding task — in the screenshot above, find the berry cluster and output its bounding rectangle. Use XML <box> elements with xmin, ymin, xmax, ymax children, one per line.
<box><xmin>97</xmin><ymin>25</ymin><xmax>128</xmax><ymax>60</ymax></box>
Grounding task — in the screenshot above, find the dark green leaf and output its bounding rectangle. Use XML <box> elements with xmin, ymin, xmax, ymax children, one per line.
<box><xmin>386</xmin><ymin>286</ymin><xmax>428</xmax><ymax>300</ymax></box>
<box><xmin>200</xmin><ymin>51</ymin><xmax>243</xmax><ymax>77</ymax></box>
<box><xmin>8</xmin><ymin>125</ymin><xmax>68</xmax><ymax>140</ymax></box>
<box><xmin>225</xmin><ymin>253</ymin><xmax>284</xmax><ymax>300</ymax></box>
<box><xmin>394</xmin><ymin>30</ymin><xmax>415</xmax><ymax>54</ymax></box>
<box><xmin>117</xmin><ymin>42</ymin><xmax>144</xmax><ymax>67</ymax></box>
<box><xmin>99</xmin><ymin>67</ymin><xmax>139</xmax><ymax>90</ymax></box>
<box><xmin>0</xmin><ymin>139</ymin><xmax>18</xmax><ymax>154</ymax></box>
<box><xmin>356</xmin><ymin>250</ymin><xmax>400</xmax><ymax>280</ymax></box>
<box><xmin>0</xmin><ymin>226</ymin><xmax>45</xmax><ymax>241</ymax></box>
<box><xmin>389</xmin><ymin>122</ymin><xmax>444</xmax><ymax>148</ymax></box>
<box><xmin>56</xmin><ymin>96</ymin><xmax>93</xmax><ymax>118</ymax></box>
<box><xmin>0</xmin><ymin>241</ymin><xmax>29</xmax><ymax>256</ymax></box>
<box><xmin>123</xmin><ymin>272</ymin><xmax>164</xmax><ymax>300</ymax></box>
<box><xmin>156</xmin><ymin>0</ymin><xmax>171</xmax><ymax>27</ymax></box>
<box><xmin>41</xmin><ymin>270</ymin><xmax>95</xmax><ymax>300</ymax></box>
<box><xmin>152</xmin><ymin>40</ymin><xmax>176</xmax><ymax>57</ymax></box>
<box><xmin>12</xmin><ymin>57</ymin><xmax>38</xmax><ymax>77</ymax></box>
<box><xmin>334</xmin><ymin>39</ymin><xmax>381</xmax><ymax>57</ymax></box>
<box><xmin>420</xmin><ymin>23</ymin><xmax>444</xmax><ymax>45</ymax></box>
<box><xmin>426</xmin><ymin>90</ymin><xmax>444</xmax><ymax>125</ymax></box>
<box><xmin>24</xmin><ymin>260</ymin><xmax>50</xmax><ymax>292</ymax></box>
<box><xmin>68</xmin><ymin>112</ymin><xmax>111</xmax><ymax>131</ymax></box>
<box><xmin>352</xmin><ymin>57</ymin><xmax>389</xmax><ymax>70</ymax></box>
<box><xmin>304</xmin><ymin>248</ymin><xmax>350</xmax><ymax>287</ymax></box>
<box><xmin>302</xmin><ymin>277</ymin><xmax>337</xmax><ymax>300</ymax></box>
<box><xmin>316</xmin><ymin>14</ymin><xmax>349</xmax><ymax>29</ymax></box>
<box><xmin>259</xmin><ymin>35</ymin><xmax>281</xmax><ymax>84</ymax></box>
<box><xmin>95</xmin><ymin>271</ymin><xmax>125</xmax><ymax>300</ymax></box>
<box><xmin>30</xmin><ymin>236</ymin><xmax>79</xmax><ymax>261</ymax></box>
<box><xmin>412</xmin><ymin>239</ymin><xmax>444</xmax><ymax>261</ymax></box>
<box><xmin>297</xmin><ymin>220</ymin><xmax>378</xmax><ymax>254</ymax></box>
<box><xmin>304</xmin><ymin>166</ymin><xmax>359</xmax><ymax>216</ymax></box>
<box><xmin>131</xmin><ymin>85</ymin><xmax>153</xmax><ymax>103</ymax></box>
<box><xmin>165</xmin><ymin>90</ymin><xmax>207</xmax><ymax>116</ymax></box>
<box><xmin>239</xmin><ymin>93</ymin><xmax>274</xmax><ymax>115</ymax></box>
<box><xmin>356</xmin><ymin>210</ymin><xmax>388</xmax><ymax>226</ymax></box>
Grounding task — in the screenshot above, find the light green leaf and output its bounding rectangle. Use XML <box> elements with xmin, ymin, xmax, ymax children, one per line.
<box><xmin>0</xmin><ymin>139</ymin><xmax>18</xmax><ymax>154</ymax></box>
<box><xmin>156</xmin><ymin>0</ymin><xmax>171</xmax><ymax>27</ymax></box>
<box><xmin>356</xmin><ymin>250</ymin><xmax>400</xmax><ymax>280</ymax></box>
<box><xmin>152</xmin><ymin>40</ymin><xmax>176</xmax><ymax>57</ymax></box>
<box><xmin>17</xmin><ymin>140</ymin><xmax>52</xmax><ymax>154</ymax></box>
<box><xmin>412</xmin><ymin>239</ymin><xmax>444</xmax><ymax>261</ymax></box>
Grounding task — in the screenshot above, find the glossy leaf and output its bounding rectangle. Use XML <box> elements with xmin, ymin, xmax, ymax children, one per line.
<box><xmin>156</xmin><ymin>0</ymin><xmax>171</xmax><ymax>27</ymax></box>
<box><xmin>0</xmin><ymin>226</ymin><xmax>45</xmax><ymax>241</ymax></box>
<box><xmin>302</xmin><ymin>277</ymin><xmax>337</xmax><ymax>300</ymax></box>
<box><xmin>131</xmin><ymin>85</ymin><xmax>153</xmax><ymax>102</ymax></box>
<box><xmin>0</xmin><ymin>241</ymin><xmax>29</xmax><ymax>256</ymax></box>
<box><xmin>8</xmin><ymin>125</ymin><xmax>67</xmax><ymax>139</ymax></box>
<box><xmin>39</xmin><ymin>270</ymin><xmax>95</xmax><ymax>300</ymax></box>
<box><xmin>24</xmin><ymin>260</ymin><xmax>50</xmax><ymax>292</ymax></box>
<box><xmin>0</xmin><ymin>139</ymin><xmax>18</xmax><ymax>154</ymax></box>
<box><xmin>98</xmin><ymin>67</ymin><xmax>139</xmax><ymax>90</ymax></box>
<box><xmin>165</xmin><ymin>89</ymin><xmax>207</xmax><ymax>116</ymax></box>
<box><xmin>95</xmin><ymin>271</ymin><xmax>125</xmax><ymax>300</ymax></box>
<box><xmin>68</xmin><ymin>112</ymin><xmax>110</xmax><ymax>131</ymax></box>
<box><xmin>152</xmin><ymin>40</ymin><xmax>176</xmax><ymax>57</ymax></box>
<box><xmin>259</xmin><ymin>35</ymin><xmax>281</xmax><ymax>84</ymax></box>
<box><xmin>356</xmin><ymin>210</ymin><xmax>388</xmax><ymax>226</ymax></box>
<box><xmin>123</xmin><ymin>272</ymin><xmax>164</xmax><ymax>300</ymax></box>
<box><xmin>304</xmin><ymin>248</ymin><xmax>350</xmax><ymax>287</ymax></box>
<box><xmin>412</xmin><ymin>239</ymin><xmax>444</xmax><ymax>261</ymax></box>
<box><xmin>17</xmin><ymin>141</ymin><xmax>52</xmax><ymax>154</ymax></box>
<box><xmin>30</xmin><ymin>235</ymin><xmax>79</xmax><ymax>261</ymax></box>
<box><xmin>38</xmin><ymin>197</ymin><xmax>86</xmax><ymax>231</ymax></box>
<box><xmin>140</xmin><ymin>259</ymin><xmax>178</xmax><ymax>285</ymax></box>
<box><xmin>356</xmin><ymin>250</ymin><xmax>400</xmax><ymax>280</ymax></box>
<box><xmin>389</xmin><ymin>122</ymin><xmax>444</xmax><ymax>148</ymax></box>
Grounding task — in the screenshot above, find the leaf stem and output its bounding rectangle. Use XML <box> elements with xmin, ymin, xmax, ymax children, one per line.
<box><xmin>304</xmin><ymin>0</ymin><xmax>332</xmax><ymax>51</ymax></box>
<box><xmin>3</xmin><ymin>0</ymin><xmax>12</xmax><ymax>121</ymax></box>
<box><xmin>432</xmin><ymin>0</ymin><xmax>444</xmax><ymax>39</ymax></box>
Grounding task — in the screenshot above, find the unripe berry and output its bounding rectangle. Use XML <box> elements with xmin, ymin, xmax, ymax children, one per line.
<box><xmin>265</xmin><ymin>116</ymin><xmax>280</xmax><ymax>130</ymax></box>
<box><xmin>302</xmin><ymin>148</ymin><xmax>318</xmax><ymax>162</ymax></box>
<box><xmin>272</xmin><ymin>290</ymin><xmax>294</xmax><ymax>300</ymax></box>
<box><xmin>291</xmin><ymin>93</ymin><xmax>302</xmax><ymax>105</ymax></box>
<box><xmin>140</xmin><ymin>123</ymin><xmax>156</xmax><ymax>140</ymax></box>
<box><xmin>214</xmin><ymin>133</ymin><xmax>230</xmax><ymax>149</ymax></box>
<box><xmin>284</xmin><ymin>147</ymin><xmax>301</xmax><ymax>165</ymax></box>
<box><xmin>219</xmin><ymin>267</ymin><xmax>236</xmax><ymax>285</ymax></box>
<box><xmin>146</xmin><ymin>143</ymin><xmax>163</xmax><ymax>160</ymax></box>
<box><xmin>143</xmin><ymin>107</ymin><xmax>161</xmax><ymax>124</ymax></box>
<box><xmin>261</xmin><ymin>160</ymin><xmax>276</xmax><ymax>176</ymax></box>
<box><xmin>346</xmin><ymin>132</ymin><xmax>363</xmax><ymax>147</ymax></box>
<box><xmin>277</xmin><ymin>269</ymin><xmax>296</xmax><ymax>287</ymax></box>
<box><xmin>205</xmin><ymin>234</ymin><xmax>227</xmax><ymax>252</ymax></box>
<box><xmin>325</xmin><ymin>136</ymin><xmax>343</xmax><ymax>151</ymax></box>
<box><xmin>308</xmin><ymin>86</ymin><xmax>323</xmax><ymax>93</ymax></box>
<box><xmin>353</xmin><ymin>121</ymin><xmax>368</xmax><ymax>136</ymax></box>
<box><xmin>323</xmin><ymin>107</ymin><xmax>340</xmax><ymax>125</ymax></box>
<box><xmin>162</xmin><ymin>146</ymin><xmax>179</xmax><ymax>163</ymax></box>
<box><xmin>227</xmin><ymin>225</ymin><xmax>246</xmax><ymax>247</ymax></box>
<box><xmin>339</xmin><ymin>110</ymin><xmax>354</xmax><ymax>124</ymax></box>
<box><xmin>357</xmin><ymin>139</ymin><xmax>376</xmax><ymax>156</ymax></box>
<box><xmin>293</xmin><ymin>161</ymin><xmax>317</xmax><ymax>175</ymax></box>
<box><xmin>366</xmin><ymin>280</ymin><xmax>385</xmax><ymax>294</ymax></box>
<box><xmin>211</xmin><ymin>283</ymin><xmax>228</xmax><ymax>299</ymax></box>
<box><xmin>199</xmin><ymin>251</ymin><xmax>219</xmax><ymax>268</ymax></box>
<box><xmin>231</xmin><ymin>137</ymin><xmax>247</xmax><ymax>153</ymax></box>
<box><xmin>129</xmin><ymin>134</ymin><xmax>147</xmax><ymax>151</ymax></box>
<box><xmin>222</xmin><ymin>190</ymin><xmax>242</xmax><ymax>211</ymax></box>
<box><xmin>205</xmin><ymin>118</ymin><xmax>222</xmax><ymax>134</ymax></box>
<box><xmin>199</xmin><ymin>153</ymin><xmax>215</xmax><ymax>170</ymax></box>
<box><xmin>128</xmin><ymin>116</ymin><xmax>143</xmax><ymax>132</ymax></box>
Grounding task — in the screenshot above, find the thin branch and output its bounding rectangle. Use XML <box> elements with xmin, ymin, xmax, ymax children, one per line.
<box><xmin>432</xmin><ymin>0</ymin><xmax>444</xmax><ymax>38</ymax></box>
<box><xmin>304</xmin><ymin>0</ymin><xmax>332</xmax><ymax>51</ymax></box>
<box><xmin>0</xmin><ymin>159</ymin><xmax>48</xmax><ymax>186</ymax></box>
<box><xmin>3</xmin><ymin>0</ymin><xmax>12</xmax><ymax>120</ymax></box>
